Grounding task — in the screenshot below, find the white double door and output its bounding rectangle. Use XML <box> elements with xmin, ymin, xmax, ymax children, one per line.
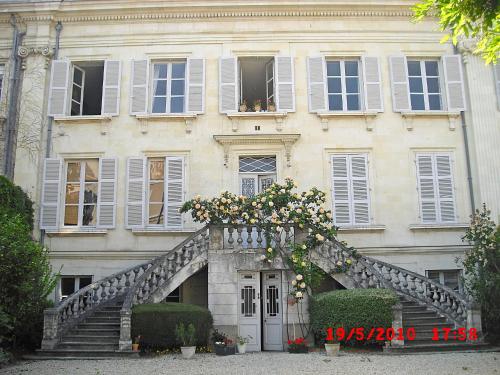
<box><xmin>238</xmin><ymin>271</ymin><xmax>283</xmax><ymax>351</ymax></box>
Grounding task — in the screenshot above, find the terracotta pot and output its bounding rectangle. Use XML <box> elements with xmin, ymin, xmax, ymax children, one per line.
<box><xmin>239</xmin><ymin>104</ymin><xmax>247</xmax><ymax>112</ymax></box>
<box><xmin>132</xmin><ymin>343</ymin><xmax>139</xmax><ymax>352</ymax></box>
<box><xmin>324</xmin><ymin>343</ymin><xmax>340</xmax><ymax>356</ymax></box>
<box><xmin>181</xmin><ymin>346</ymin><xmax>196</xmax><ymax>359</ymax></box>
<box><xmin>268</xmin><ymin>104</ymin><xmax>276</xmax><ymax>112</ymax></box>
<box><xmin>254</xmin><ymin>104</ymin><xmax>262</xmax><ymax>112</ymax></box>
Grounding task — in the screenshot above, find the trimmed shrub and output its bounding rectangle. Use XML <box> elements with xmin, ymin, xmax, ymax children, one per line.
<box><xmin>309</xmin><ymin>288</ymin><xmax>398</xmax><ymax>346</ymax></box>
<box><xmin>0</xmin><ymin>176</ymin><xmax>33</xmax><ymax>229</ymax></box>
<box><xmin>131</xmin><ymin>303</ymin><xmax>213</xmax><ymax>349</ymax></box>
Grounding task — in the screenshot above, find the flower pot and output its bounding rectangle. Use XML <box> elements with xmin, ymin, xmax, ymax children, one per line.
<box><xmin>239</xmin><ymin>104</ymin><xmax>247</xmax><ymax>112</ymax></box>
<box><xmin>254</xmin><ymin>105</ymin><xmax>262</xmax><ymax>112</ymax></box>
<box><xmin>237</xmin><ymin>343</ymin><xmax>247</xmax><ymax>354</ymax></box>
<box><xmin>215</xmin><ymin>344</ymin><xmax>236</xmax><ymax>356</ymax></box>
<box><xmin>324</xmin><ymin>343</ymin><xmax>340</xmax><ymax>356</ymax></box>
<box><xmin>132</xmin><ymin>343</ymin><xmax>140</xmax><ymax>352</ymax></box>
<box><xmin>268</xmin><ymin>104</ymin><xmax>276</xmax><ymax>112</ymax></box>
<box><xmin>181</xmin><ymin>346</ymin><xmax>196</xmax><ymax>359</ymax></box>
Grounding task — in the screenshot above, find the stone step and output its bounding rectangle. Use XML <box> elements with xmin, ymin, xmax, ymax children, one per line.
<box><xmin>64</xmin><ymin>335</ymin><xmax>119</xmax><ymax>342</ymax></box>
<box><xmin>403</xmin><ymin>311</ymin><xmax>438</xmax><ymax>318</ymax></box>
<box><xmin>85</xmin><ymin>317</ymin><xmax>121</xmax><ymax>323</ymax></box>
<box><xmin>35</xmin><ymin>349</ymin><xmax>138</xmax><ymax>359</ymax></box>
<box><xmin>69</xmin><ymin>328</ymin><xmax>120</xmax><ymax>335</ymax></box>
<box><xmin>405</xmin><ymin>321</ymin><xmax>454</xmax><ymax>329</ymax></box>
<box><xmin>93</xmin><ymin>310</ymin><xmax>121</xmax><ymax>317</ymax></box>
<box><xmin>77</xmin><ymin>322</ymin><xmax>121</xmax><ymax>330</ymax></box>
<box><xmin>57</xmin><ymin>342</ymin><xmax>119</xmax><ymax>351</ymax></box>
<box><xmin>385</xmin><ymin>342</ymin><xmax>489</xmax><ymax>354</ymax></box>
<box><xmin>403</xmin><ymin>315</ymin><xmax>447</xmax><ymax>323</ymax></box>
<box><xmin>402</xmin><ymin>306</ymin><xmax>429</xmax><ymax>313</ymax></box>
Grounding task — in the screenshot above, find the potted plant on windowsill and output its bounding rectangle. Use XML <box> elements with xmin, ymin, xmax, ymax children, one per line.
<box><xmin>253</xmin><ymin>99</ymin><xmax>262</xmax><ymax>112</ymax></box>
<box><xmin>287</xmin><ymin>337</ymin><xmax>308</xmax><ymax>353</ymax></box>
<box><xmin>267</xmin><ymin>99</ymin><xmax>276</xmax><ymax>112</ymax></box>
<box><xmin>236</xmin><ymin>335</ymin><xmax>252</xmax><ymax>354</ymax></box>
<box><xmin>175</xmin><ymin>322</ymin><xmax>196</xmax><ymax>359</ymax></box>
<box><xmin>239</xmin><ymin>99</ymin><xmax>248</xmax><ymax>112</ymax></box>
<box><xmin>132</xmin><ymin>335</ymin><xmax>141</xmax><ymax>352</ymax></box>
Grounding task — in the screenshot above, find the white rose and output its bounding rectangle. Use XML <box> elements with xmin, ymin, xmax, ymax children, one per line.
<box><xmin>195</xmin><ymin>203</ymin><xmax>201</xmax><ymax>209</ymax></box>
<box><xmin>337</xmin><ymin>261</ymin><xmax>342</xmax><ymax>266</ymax></box>
<box><xmin>300</xmin><ymin>282</ymin><xmax>306</xmax><ymax>288</ymax></box>
<box><xmin>291</xmin><ymin>280</ymin><xmax>297</xmax><ymax>286</ymax></box>
<box><xmin>267</xmin><ymin>247</ymin><xmax>273</xmax><ymax>253</ymax></box>
<box><xmin>296</xmin><ymin>208</ymin><xmax>302</xmax><ymax>214</ymax></box>
<box><xmin>269</xmin><ymin>201</ymin><xmax>274</xmax><ymax>207</ymax></box>
<box><xmin>260</xmin><ymin>255</ymin><xmax>266</xmax><ymax>260</ymax></box>
<box><xmin>301</xmin><ymin>244</ymin><xmax>307</xmax><ymax>250</ymax></box>
<box><xmin>280</xmin><ymin>189</ymin><xmax>286</xmax><ymax>194</ymax></box>
<box><xmin>252</xmin><ymin>201</ymin><xmax>257</xmax><ymax>207</ymax></box>
<box><xmin>296</xmin><ymin>291</ymin><xmax>303</xmax><ymax>298</ymax></box>
<box><xmin>261</xmin><ymin>197</ymin><xmax>266</xmax><ymax>202</ymax></box>
<box><xmin>301</xmin><ymin>261</ymin><xmax>306</xmax><ymax>267</ymax></box>
<box><xmin>315</xmin><ymin>234</ymin><xmax>325</xmax><ymax>241</ymax></box>
<box><xmin>221</xmin><ymin>198</ymin><xmax>227</xmax><ymax>203</ymax></box>
<box><xmin>296</xmin><ymin>274</ymin><xmax>303</xmax><ymax>281</ymax></box>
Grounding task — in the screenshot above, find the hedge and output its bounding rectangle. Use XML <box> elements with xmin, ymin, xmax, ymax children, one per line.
<box><xmin>131</xmin><ymin>303</ymin><xmax>213</xmax><ymax>349</ymax></box>
<box><xmin>309</xmin><ymin>288</ymin><xmax>398</xmax><ymax>346</ymax></box>
<box><xmin>0</xmin><ymin>176</ymin><xmax>33</xmax><ymax>230</ymax></box>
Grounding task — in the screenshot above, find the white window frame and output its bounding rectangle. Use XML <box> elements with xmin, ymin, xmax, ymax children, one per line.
<box><xmin>407</xmin><ymin>59</ymin><xmax>444</xmax><ymax>111</ymax></box>
<box><xmin>265</xmin><ymin>59</ymin><xmax>275</xmax><ymax>105</ymax></box>
<box><xmin>62</xmin><ymin>159</ymin><xmax>99</xmax><ymax>228</ymax></box>
<box><xmin>59</xmin><ymin>275</ymin><xmax>93</xmax><ymax>301</ymax></box>
<box><xmin>150</xmin><ymin>60</ymin><xmax>187</xmax><ymax>114</ymax></box>
<box><xmin>70</xmin><ymin>65</ymin><xmax>85</xmax><ymax>116</ymax></box>
<box><xmin>326</xmin><ymin>58</ymin><xmax>363</xmax><ymax>112</ymax></box>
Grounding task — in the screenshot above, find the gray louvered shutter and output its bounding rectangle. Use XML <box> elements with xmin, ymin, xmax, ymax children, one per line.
<box><xmin>495</xmin><ymin>64</ymin><xmax>500</xmax><ymax>110</ymax></box>
<box><xmin>40</xmin><ymin>158</ymin><xmax>62</xmax><ymax>230</ymax></box>
<box><xmin>101</xmin><ymin>60</ymin><xmax>121</xmax><ymax>116</ymax></box>
<box><xmin>389</xmin><ymin>56</ymin><xmax>411</xmax><ymax>112</ymax></box>
<box><xmin>436</xmin><ymin>155</ymin><xmax>456</xmax><ymax>222</ymax></box>
<box><xmin>126</xmin><ymin>157</ymin><xmax>145</xmax><ymax>228</ymax></box>
<box><xmin>362</xmin><ymin>56</ymin><xmax>383</xmax><ymax>112</ymax></box>
<box><xmin>275</xmin><ymin>56</ymin><xmax>295</xmax><ymax>112</ymax></box>
<box><xmin>165</xmin><ymin>157</ymin><xmax>184</xmax><ymax>229</ymax></box>
<box><xmin>97</xmin><ymin>158</ymin><xmax>117</xmax><ymax>228</ymax></box>
<box><xmin>443</xmin><ymin>55</ymin><xmax>466</xmax><ymax>111</ymax></box>
<box><xmin>130</xmin><ymin>59</ymin><xmax>149</xmax><ymax>115</ymax></box>
<box><xmin>416</xmin><ymin>154</ymin><xmax>437</xmax><ymax>223</ymax></box>
<box><xmin>331</xmin><ymin>155</ymin><xmax>351</xmax><ymax>225</ymax></box>
<box><xmin>307</xmin><ymin>56</ymin><xmax>327</xmax><ymax>112</ymax></box>
<box><xmin>350</xmin><ymin>155</ymin><xmax>370</xmax><ymax>224</ymax></box>
<box><xmin>48</xmin><ymin>60</ymin><xmax>70</xmax><ymax>116</ymax></box>
<box><xmin>219</xmin><ymin>57</ymin><xmax>238</xmax><ymax>113</ymax></box>
<box><xmin>187</xmin><ymin>58</ymin><xmax>205</xmax><ymax>113</ymax></box>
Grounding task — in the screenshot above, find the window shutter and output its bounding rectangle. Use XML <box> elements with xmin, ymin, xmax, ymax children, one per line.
<box><xmin>97</xmin><ymin>158</ymin><xmax>117</xmax><ymax>228</ymax></box>
<box><xmin>416</xmin><ymin>154</ymin><xmax>437</xmax><ymax>223</ymax></box>
<box><xmin>187</xmin><ymin>58</ymin><xmax>205</xmax><ymax>113</ymax></box>
<box><xmin>307</xmin><ymin>56</ymin><xmax>327</xmax><ymax>112</ymax></box>
<box><xmin>165</xmin><ymin>156</ymin><xmax>184</xmax><ymax>229</ymax></box>
<box><xmin>495</xmin><ymin>64</ymin><xmax>500</xmax><ymax>110</ymax></box>
<box><xmin>101</xmin><ymin>60</ymin><xmax>121</xmax><ymax>116</ymax></box>
<box><xmin>435</xmin><ymin>155</ymin><xmax>456</xmax><ymax>222</ymax></box>
<box><xmin>40</xmin><ymin>158</ymin><xmax>62</xmax><ymax>230</ymax></box>
<box><xmin>443</xmin><ymin>55</ymin><xmax>466</xmax><ymax>111</ymax></box>
<box><xmin>48</xmin><ymin>60</ymin><xmax>70</xmax><ymax>116</ymax></box>
<box><xmin>362</xmin><ymin>56</ymin><xmax>383</xmax><ymax>112</ymax></box>
<box><xmin>130</xmin><ymin>59</ymin><xmax>149</xmax><ymax>115</ymax></box>
<box><xmin>331</xmin><ymin>155</ymin><xmax>351</xmax><ymax>225</ymax></box>
<box><xmin>350</xmin><ymin>155</ymin><xmax>370</xmax><ymax>224</ymax></box>
<box><xmin>389</xmin><ymin>56</ymin><xmax>411</xmax><ymax>112</ymax></box>
<box><xmin>219</xmin><ymin>57</ymin><xmax>238</xmax><ymax>113</ymax></box>
<box><xmin>275</xmin><ymin>56</ymin><xmax>295</xmax><ymax>112</ymax></box>
<box><xmin>126</xmin><ymin>157</ymin><xmax>145</xmax><ymax>228</ymax></box>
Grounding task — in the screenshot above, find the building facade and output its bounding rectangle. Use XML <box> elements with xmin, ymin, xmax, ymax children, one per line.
<box><xmin>0</xmin><ymin>0</ymin><xmax>498</xmax><ymax>352</ymax></box>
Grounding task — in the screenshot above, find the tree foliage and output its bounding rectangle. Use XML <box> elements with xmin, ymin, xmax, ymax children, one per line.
<box><xmin>412</xmin><ymin>0</ymin><xmax>499</xmax><ymax>64</ymax></box>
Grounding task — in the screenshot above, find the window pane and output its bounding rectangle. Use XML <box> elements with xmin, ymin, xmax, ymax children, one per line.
<box><xmin>149</xmin><ymin>159</ymin><xmax>164</xmax><ymax>180</ymax></box>
<box><xmin>425</xmin><ymin>61</ymin><xmax>439</xmax><ymax>76</ymax></box>
<box><xmin>171</xmin><ymin>63</ymin><xmax>186</xmax><ymax>79</ymax></box>
<box><xmin>79</xmin><ymin>277</ymin><xmax>92</xmax><ymax>288</ymax></box>
<box><xmin>407</xmin><ymin>61</ymin><xmax>421</xmax><ymax>76</ymax></box>
<box><xmin>346</xmin><ymin>95</ymin><xmax>360</xmax><ymax>110</ymax></box>
<box><xmin>72</xmin><ymin>85</ymin><xmax>81</xmax><ymax>101</ymax></box>
<box><xmin>64</xmin><ymin>205</ymin><xmax>79</xmax><ymax>226</ymax></box>
<box><xmin>344</xmin><ymin>61</ymin><xmax>358</xmax><ymax>76</ymax></box>
<box><xmin>82</xmin><ymin>205</ymin><xmax>96</xmax><ymax>226</ymax></box>
<box><xmin>426</xmin><ymin>78</ymin><xmax>440</xmax><ymax>93</ymax></box>
<box><xmin>67</xmin><ymin>162</ymin><xmax>81</xmax><ymax>182</ymax></box>
<box><xmin>154</xmin><ymin>80</ymin><xmax>167</xmax><ymax>96</ymax></box>
<box><xmin>154</xmin><ymin>64</ymin><xmax>168</xmax><ymax>79</ymax></box>
<box><xmin>409</xmin><ymin>77</ymin><xmax>423</xmax><ymax>93</ymax></box>
<box><xmin>149</xmin><ymin>181</ymin><xmax>164</xmax><ymax>203</ymax></box>
<box><xmin>170</xmin><ymin>97</ymin><xmax>184</xmax><ymax>113</ymax></box>
<box><xmin>267</xmin><ymin>81</ymin><xmax>274</xmax><ymax>97</ymax></box>
<box><xmin>71</xmin><ymin>101</ymin><xmax>80</xmax><ymax>116</ymax></box>
<box><xmin>328</xmin><ymin>78</ymin><xmax>342</xmax><ymax>93</ymax></box>
<box><xmin>345</xmin><ymin>77</ymin><xmax>359</xmax><ymax>93</ymax></box>
<box><xmin>328</xmin><ymin>95</ymin><xmax>343</xmax><ymax>110</ymax></box>
<box><xmin>171</xmin><ymin>80</ymin><xmax>185</xmax><ymax>96</ymax></box>
<box><xmin>152</xmin><ymin>97</ymin><xmax>166</xmax><ymax>113</ymax></box>
<box><xmin>73</xmin><ymin>69</ymin><xmax>83</xmax><ymax>85</ymax></box>
<box><xmin>428</xmin><ymin>94</ymin><xmax>442</xmax><ymax>110</ymax></box>
<box><xmin>149</xmin><ymin>203</ymin><xmax>164</xmax><ymax>224</ymax></box>
<box><xmin>65</xmin><ymin>184</ymin><xmax>80</xmax><ymax>204</ymax></box>
<box><xmin>61</xmin><ymin>278</ymin><xmax>76</xmax><ymax>297</ymax></box>
<box><xmin>443</xmin><ymin>270</ymin><xmax>459</xmax><ymax>290</ymax></box>
<box><xmin>427</xmin><ymin>271</ymin><xmax>440</xmax><ymax>283</ymax></box>
<box><xmin>326</xmin><ymin>61</ymin><xmax>341</xmax><ymax>76</ymax></box>
<box><xmin>410</xmin><ymin>94</ymin><xmax>425</xmax><ymax>110</ymax></box>
<box><xmin>84</xmin><ymin>183</ymin><xmax>98</xmax><ymax>204</ymax></box>
<box><xmin>85</xmin><ymin>160</ymin><xmax>99</xmax><ymax>182</ymax></box>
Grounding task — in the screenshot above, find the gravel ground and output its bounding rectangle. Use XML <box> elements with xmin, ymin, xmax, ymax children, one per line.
<box><xmin>1</xmin><ymin>351</ymin><xmax>499</xmax><ymax>375</ymax></box>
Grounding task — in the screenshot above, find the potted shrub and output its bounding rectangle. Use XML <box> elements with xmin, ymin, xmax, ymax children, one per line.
<box><xmin>239</xmin><ymin>99</ymin><xmax>248</xmax><ymax>112</ymax></box>
<box><xmin>236</xmin><ymin>335</ymin><xmax>252</xmax><ymax>354</ymax></box>
<box><xmin>132</xmin><ymin>335</ymin><xmax>141</xmax><ymax>352</ymax></box>
<box><xmin>253</xmin><ymin>99</ymin><xmax>262</xmax><ymax>112</ymax></box>
<box><xmin>212</xmin><ymin>329</ymin><xmax>235</xmax><ymax>356</ymax></box>
<box><xmin>287</xmin><ymin>337</ymin><xmax>308</xmax><ymax>353</ymax></box>
<box><xmin>175</xmin><ymin>322</ymin><xmax>196</xmax><ymax>359</ymax></box>
<box><xmin>267</xmin><ymin>99</ymin><xmax>276</xmax><ymax>112</ymax></box>
<box><xmin>324</xmin><ymin>339</ymin><xmax>340</xmax><ymax>356</ymax></box>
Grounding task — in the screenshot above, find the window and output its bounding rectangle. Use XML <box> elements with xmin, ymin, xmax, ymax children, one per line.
<box><xmin>70</xmin><ymin>61</ymin><xmax>104</xmax><ymax>116</ymax></box>
<box><xmin>239</xmin><ymin>156</ymin><xmax>277</xmax><ymax>197</ymax></box>
<box><xmin>426</xmin><ymin>269</ymin><xmax>462</xmax><ymax>292</ymax></box>
<box><xmin>148</xmin><ymin>158</ymin><xmax>165</xmax><ymax>225</ymax></box>
<box><xmin>238</xmin><ymin>57</ymin><xmax>275</xmax><ymax>111</ymax></box>
<box><xmin>164</xmin><ymin>286</ymin><xmax>181</xmax><ymax>303</ymax></box>
<box><xmin>416</xmin><ymin>153</ymin><xmax>456</xmax><ymax>223</ymax></box>
<box><xmin>331</xmin><ymin>154</ymin><xmax>370</xmax><ymax>225</ymax></box>
<box><xmin>60</xmin><ymin>275</ymin><xmax>92</xmax><ymax>300</ymax></box>
<box><xmin>0</xmin><ymin>64</ymin><xmax>4</xmax><ymax>99</ymax></box>
<box><xmin>64</xmin><ymin>159</ymin><xmax>99</xmax><ymax>226</ymax></box>
<box><xmin>407</xmin><ymin>60</ymin><xmax>442</xmax><ymax>111</ymax></box>
<box><xmin>151</xmin><ymin>61</ymin><xmax>186</xmax><ymax>114</ymax></box>
<box><xmin>327</xmin><ymin>60</ymin><xmax>361</xmax><ymax>111</ymax></box>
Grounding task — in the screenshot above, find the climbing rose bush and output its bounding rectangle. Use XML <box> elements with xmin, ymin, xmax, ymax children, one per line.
<box><xmin>181</xmin><ymin>178</ymin><xmax>356</xmax><ymax>299</ymax></box>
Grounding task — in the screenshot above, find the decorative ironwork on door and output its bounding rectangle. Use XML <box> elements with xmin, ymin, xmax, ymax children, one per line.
<box><xmin>241</xmin><ymin>285</ymin><xmax>256</xmax><ymax>317</ymax></box>
<box><xmin>266</xmin><ymin>285</ymin><xmax>279</xmax><ymax>317</ymax></box>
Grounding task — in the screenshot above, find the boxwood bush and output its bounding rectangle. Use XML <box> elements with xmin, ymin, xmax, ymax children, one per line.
<box><xmin>131</xmin><ymin>303</ymin><xmax>213</xmax><ymax>349</ymax></box>
<box><xmin>309</xmin><ymin>288</ymin><xmax>398</xmax><ymax>346</ymax></box>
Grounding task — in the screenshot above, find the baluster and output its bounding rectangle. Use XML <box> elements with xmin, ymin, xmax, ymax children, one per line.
<box><xmin>408</xmin><ymin>275</ymin><xmax>416</xmax><ymax>296</ymax></box>
<box><xmin>236</xmin><ymin>227</ymin><xmax>243</xmax><ymax>249</ymax></box>
<box><xmin>256</xmin><ymin>227</ymin><xmax>263</xmax><ymax>248</ymax></box>
<box><xmin>227</xmin><ymin>227</ymin><xmax>234</xmax><ymax>249</ymax></box>
<box><xmin>432</xmin><ymin>287</ymin><xmax>440</xmax><ymax>307</ymax></box>
<box><xmin>100</xmin><ymin>281</ymin><xmax>108</xmax><ymax>301</ymax></box>
<box><xmin>176</xmin><ymin>248</ymin><xmax>183</xmax><ymax>270</ymax></box>
<box><xmin>414</xmin><ymin>278</ymin><xmax>423</xmax><ymax>296</ymax></box>
<box><xmin>167</xmin><ymin>255</ymin><xmax>175</xmax><ymax>278</ymax></box>
<box><xmin>116</xmin><ymin>275</ymin><xmax>123</xmax><ymax>295</ymax></box>
<box><xmin>108</xmin><ymin>277</ymin><xmax>116</xmax><ymax>300</ymax></box>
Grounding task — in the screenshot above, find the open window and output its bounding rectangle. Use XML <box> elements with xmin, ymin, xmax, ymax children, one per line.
<box><xmin>70</xmin><ymin>61</ymin><xmax>104</xmax><ymax>116</ymax></box>
<box><xmin>239</xmin><ymin>57</ymin><xmax>275</xmax><ymax>112</ymax></box>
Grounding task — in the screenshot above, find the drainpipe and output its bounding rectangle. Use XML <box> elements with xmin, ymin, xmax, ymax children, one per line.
<box><xmin>40</xmin><ymin>21</ymin><xmax>62</xmax><ymax>247</ymax></box>
<box><xmin>454</xmin><ymin>45</ymin><xmax>475</xmax><ymax>214</ymax></box>
<box><xmin>3</xmin><ymin>14</ymin><xmax>25</xmax><ymax>179</ymax></box>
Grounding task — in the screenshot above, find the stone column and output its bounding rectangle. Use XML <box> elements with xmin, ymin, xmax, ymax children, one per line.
<box><xmin>119</xmin><ymin>309</ymin><xmax>132</xmax><ymax>351</ymax></box>
<box><xmin>41</xmin><ymin>308</ymin><xmax>59</xmax><ymax>349</ymax></box>
<box><xmin>466</xmin><ymin>302</ymin><xmax>483</xmax><ymax>343</ymax></box>
<box><xmin>389</xmin><ymin>303</ymin><xmax>404</xmax><ymax>347</ymax></box>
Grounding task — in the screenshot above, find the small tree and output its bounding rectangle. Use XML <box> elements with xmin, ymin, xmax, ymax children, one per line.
<box><xmin>462</xmin><ymin>204</ymin><xmax>500</xmax><ymax>342</ymax></box>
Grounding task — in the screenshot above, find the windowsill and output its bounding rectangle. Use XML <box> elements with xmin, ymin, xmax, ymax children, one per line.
<box><xmin>131</xmin><ymin>227</ymin><xmax>197</xmax><ymax>235</ymax></box>
<box><xmin>400</xmin><ymin>111</ymin><xmax>461</xmax><ymax>131</ymax></box>
<box><xmin>45</xmin><ymin>228</ymin><xmax>108</xmax><ymax>237</ymax></box>
<box><xmin>337</xmin><ymin>225</ymin><xmax>386</xmax><ymax>232</ymax></box>
<box><xmin>226</xmin><ymin>111</ymin><xmax>288</xmax><ymax>132</ymax></box>
<box><xmin>135</xmin><ymin>113</ymin><xmax>198</xmax><ymax>134</ymax></box>
<box><xmin>53</xmin><ymin>115</ymin><xmax>113</xmax><ymax>135</ymax></box>
<box><xmin>409</xmin><ymin>223</ymin><xmax>469</xmax><ymax>230</ymax></box>
<box><xmin>316</xmin><ymin>111</ymin><xmax>378</xmax><ymax>131</ymax></box>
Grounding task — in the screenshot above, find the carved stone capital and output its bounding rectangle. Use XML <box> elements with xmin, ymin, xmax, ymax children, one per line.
<box><xmin>17</xmin><ymin>45</ymin><xmax>54</xmax><ymax>69</ymax></box>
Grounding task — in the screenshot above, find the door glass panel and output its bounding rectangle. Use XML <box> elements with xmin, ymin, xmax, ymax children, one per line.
<box><xmin>266</xmin><ymin>285</ymin><xmax>279</xmax><ymax>316</ymax></box>
<box><xmin>259</xmin><ymin>176</ymin><xmax>275</xmax><ymax>192</ymax></box>
<box><xmin>241</xmin><ymin>285</ymin><xmax>256</xmax><ymax>317</ymax></box>
<box><xmin>241</xmin><ymin>178</ymin><xmax>256</xmax><ymax>198</ymax></box>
